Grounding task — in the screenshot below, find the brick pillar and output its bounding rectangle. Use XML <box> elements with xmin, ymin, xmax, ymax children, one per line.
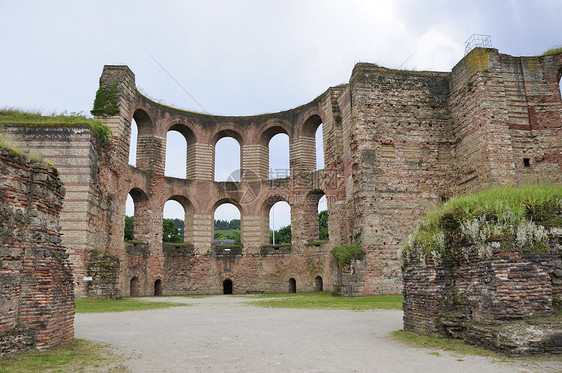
<box><xmin>189</xmin><ymin>143</ymin><xmax>214</xmax><ymax>181</ymax></box>
<box><xmin>192</xmin><ymin>214</ymin><xmax>213</xmax><ymax>253</ymax></box>
<box><xmin>241</xmin><ymin>215</ymin><xmax>263</xmax><ymax>254</ymax></box>
<box><xmin>290</xmin><ymin>191</ymin><xmax>321</xmax><ymax>250</ymax></box>
<box><xmin>290</xmin><ymin>136</ymin><xmax>316</xmax><ymax>175</ymax></box>
<box><xmin>137</xmin><ymin>135</ymin><xmax>165</xmax><ymax>175</ymax></box>
<box><xmin>241</xmin><ymin>144</ymin><xmax>268</xmax><ymax>181</ymax></box>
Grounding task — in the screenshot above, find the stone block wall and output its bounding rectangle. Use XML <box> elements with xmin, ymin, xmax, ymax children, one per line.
<box><xmin>402</xmin><ymin>246</ymin><xmax>562</xmax><ymax>354</ymax></box>
<box><xmin>0</xmin><ymin>147</ymin><xmax>74</xmax><ymax>356</ymax></box>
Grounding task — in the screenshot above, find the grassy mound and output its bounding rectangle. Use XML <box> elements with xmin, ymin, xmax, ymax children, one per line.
<box><xmin>400</xmin><ymin>185</ymin><xmax>562</xmax><ymax>265</ymax></box>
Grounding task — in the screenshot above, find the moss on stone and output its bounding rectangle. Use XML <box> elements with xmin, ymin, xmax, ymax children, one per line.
<box><xmin>91</xmin><ymin>79</ymin><xmax>120</xmax><ymax>118</ymax></box>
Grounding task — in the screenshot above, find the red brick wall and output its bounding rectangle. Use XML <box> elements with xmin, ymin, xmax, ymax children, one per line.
<box><xmin>0</xmin><ymin>147</ymin><xmax>74</xmax><ymax>355</ymax></box>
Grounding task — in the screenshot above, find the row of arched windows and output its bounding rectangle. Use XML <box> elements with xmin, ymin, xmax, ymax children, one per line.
<box><xmin>125</xmin><ymin>192</ymin><xmax>327</xmax><ymax>245</ymax></box>
<box><xmin>128</xmin><ymin>119</ymin><xmax>325</xmax><ymax>180</ymax></box>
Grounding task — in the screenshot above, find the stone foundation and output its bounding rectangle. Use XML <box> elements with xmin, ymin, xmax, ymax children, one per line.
<box><xmin>403</xmin><ymin>246</ymin><xmax>562</xmax><ymax>355</ymax></box>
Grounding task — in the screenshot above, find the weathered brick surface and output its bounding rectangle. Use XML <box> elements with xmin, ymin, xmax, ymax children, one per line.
<box><xmin>1</xmin><ymin>48</ymin><xmax>560</xmax><ymax>297</ymax></box>
<box><xmin>402</xmin><ymin>245</ymin><xmax>562</xmax><ymax>355</ymax></box>
<box><xmin>0</xmin><ymin>147</ymin><xmax>74</xmax><ymax>356</ymax></box>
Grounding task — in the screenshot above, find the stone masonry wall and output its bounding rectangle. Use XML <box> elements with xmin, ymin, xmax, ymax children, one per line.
<box><xmin>402</xmin><ymin>245</ymin><xmax>562</xmax><ymax>355</ymax></box>
<box><xmin>1</xmin><ymin>47</ymin><xmax>560</xmax><ymax>298</ymax></box>
<box><xmin>0</xmin><ymin>147</ymin><xmax>74</xmax><ymax>356</ymax></box>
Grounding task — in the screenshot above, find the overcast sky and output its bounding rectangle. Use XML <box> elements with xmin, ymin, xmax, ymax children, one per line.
<box><xmin>1</xmin><ymin>0</ymin><xmax>561</xmax><ymax>229</ymax></box>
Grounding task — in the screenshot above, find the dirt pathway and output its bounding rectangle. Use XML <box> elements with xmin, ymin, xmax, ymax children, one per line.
<box><xmin>74</xmin><ymin>296</ymin><xmax>561</xmax><ymax>372</ymax></box>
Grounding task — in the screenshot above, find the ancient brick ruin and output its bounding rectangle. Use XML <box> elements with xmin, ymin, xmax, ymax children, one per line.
<box><xmin>402</xmin><ymin>246</ymin><xmax>562</xmax><ymax>355</ymax></box>
<box><xmin>0</xmin><ymin>147</ymin><xmax>74</xmax><ymax>355</ymax></box>
<box><xmin>1</xmin><ymin>47</ymin><xmax>561</xmax><ymax>298</ymax></box>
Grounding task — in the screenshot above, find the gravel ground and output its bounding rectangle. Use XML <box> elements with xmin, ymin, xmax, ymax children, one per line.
<box><xmin>74</xmin><ymin>296</ymin><xmax>561</xmax><ymax>373</ymax></box>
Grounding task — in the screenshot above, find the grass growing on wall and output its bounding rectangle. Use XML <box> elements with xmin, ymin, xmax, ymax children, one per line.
<box><xmin>400</xmin><ymin>185</ymin><xmax>562</xmax><ymax>265</ymax></box>
<box><xmin>0</xmin><ymin>339</ymin><xmax>127</xmax><ymax>373</ymax></box>
<box><xmin>75</xmin><ymin>297</ymin><xmax>189</xmax><ymax>313</ymax></box>
<box><xmin>248</xmin><ymin>291</ymin><xmax>403</xmax><ymax>310</ymax></box>
<box><xmin>541</xmin><ymin>46</ymin><xmax>562</xmax><ymax>56</ymax></box>
<box><xmin>0</xmin><ymin>109</ymin><xmax>111</xmax><ymax>146</ymax></box>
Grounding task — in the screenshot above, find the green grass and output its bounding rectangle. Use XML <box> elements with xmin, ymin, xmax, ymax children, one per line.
<box><xmin>391</xmin><ymin>330</ymin><xmax>498</xmax><ymax>357</ymax></box>
<box><xmin>402</xmin><ymin>185</ymin><xmax>562</xmax><ymax>262</ymax></box>
<box><xmin>74</xmin><ymin>297</ymin><xmax>189</xmax><ymax>313</ymax></box>
<box><xmin>542</xmin><ymin>46</ymin><xmax>562</xmax><ymax>56</ymax></box>
<box><xmin>0</xmin><ymin>339</ymin><xmax>127</xmax><ymax>373</ymax></box>
<box><xmin>0</xmin><ymin>109</ymin><xmax>111</xmax><ymax>146</ymax></box>
<box><xmin>248</xmin><ymin>291</ymin><xmax>403</xmax><ymax>310</ymax></box>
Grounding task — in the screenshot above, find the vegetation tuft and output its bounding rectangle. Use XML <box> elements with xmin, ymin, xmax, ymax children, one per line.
<box><xmin>91</xmin><ymin>79</ymin><xmax>120</xmax><ymax>117</ymax></box>
<box><xmin>75</xmin><ymin>297</ymin><xmax>189</xmax><ymax>313</ymax></box>
<box><xmin>331</xmin><ymin>244</ymin><xmax>366</xmax><ymax>268</ymax></box>
<box><xmin>541</xmin><ymin>46</ymin><xmax>562</xmax><ymax>56</ymax></box>
<box><xmin>248</xmin><ymin>291</ymin><xmax>402</xmax><ymax>310</ymax></box>
<box><xmin>0</xmin><ymin>339</ymin><xmax>126</xmax><ymax>373</ymax></box>
<box><xmin>400</xmin><ymin>185</ymin><xmax>562</xmax><ymax>265</ymax></box>
<box><xmin>0</xmin><ymin>109</ymin><xmax>112</xmax><ymax>146</ymax></box>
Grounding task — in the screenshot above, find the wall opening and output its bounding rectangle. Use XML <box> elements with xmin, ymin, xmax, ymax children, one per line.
<box><xmin>129</xmin><ymin>119</ymin><xmax>138</xmax><ymax>166</ymax></box>
<box><xmin>269</xmin><ymin>200</ymin><xmax>291</xmax><ymax>244</ymax></box>
<box><xmin>223</xmin><ymin>279</ymin><xmax>233</xmax><ymax>294</ymax></box>
<box><xmin>317</xmin><ymin>193</ymin><xmax>328</xmax><ymax>241</ymax></box>
<box><xmin>130</xmin><ymin>277</ymin><xmax>139</xmax><ymax>296</ymax></box>
<box><xmin>315</xmin><ymin>276</ymin><xmax>323</xmax><ymax>292</ymax></box>
<box><xmin>289</xmin><ymin>278</ymin><xmax>296</xmax><ymax>293</ymax></box>
<box><xmin>213</xmin><ymin>202</ymin><xmax>242</xmax><ymax>246</ymax></box>
<box><xmin>215</xmin><ymin>137</ymin><xmax>241</xmax><ymax>182</ymax></box>
<box><xmin>165</xmin><ymin>130</ymin><xmax>187</xmax><ymax>178</ymax></box>
<box><xmin>163</xmin><ymin>200</ymin><xmax>185</xmax><ymax>243</ymax></box>
<box><xmin>523</xmin><ymin>158</ymin><xmax>531</xmax><ymax>167</ymax></box>
<box><xmin>269</xmin><ymin>133</ymin><xmax>290</xmax><ymax>180</ymax></box>
<box><xmin>154</xmin><ymin>279</ymin><xmax>162</xmax><ymax>296</ymax></box>
<box><xmin>315</xmin><ymin>123</ymin><xmax>324</xmax><ymax>170</ymax></box>
<box><xmin>125</xmin><ymin>188</ymin><xmax>150</xmax><ymax>242</ymax></box>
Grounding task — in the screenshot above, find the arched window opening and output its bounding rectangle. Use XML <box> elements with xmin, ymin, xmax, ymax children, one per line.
<box><xmin>289</xmin><ymin>278</ymin><xmax>296</xmax><ymax>293</ymax></box>
<box><xmin>315</xmin><ymin>276</ymin><xmax>323</xmax><ymax>292</ymax></box>
<box><xmin>125</xmin><ymin>194</ymin><xmax>135</xmax><ymax>240</ymax></box>
<box><xmin>126</xmin><ymin>188</ymin><xmax>149</xmax><ymax>242</ymax></box>
<box><xmin>165</xmin><ymin>130</ymin><xmax>187</xmax><ymax>178</ymax></box>
<box><xmin>215</xmin><ymin>137</ymin><xmax>241</xmax><ymax>182</ymax></box>
<box><xmin>213</xmin><ymin>202</ymin><xmax>241</xmax><ymax>246</ymax></box>
<box><xmin>315</xmin><ymin>123</ymin><xmax>324</xmax><ymax>170</ymax></box>
<box><xmin>154</xmin><ymin>279</ymin><xmax>162</xmax><ymax>296</ymax></box>
<box><xmin>223</xmin><ymin>279</ymin><xmax>233</xmax><ymax>294</ymax></box>
<box><xmin>163</xmin><ymin>200</ymin><xmax>185</xmax><ymax>243</ymax></box>
<box><xmin>318</xmin><ymin>194</ymin><xmax>329</xmax><ymax>241</ymax></box>
<box><xmin>269</xmin><ymin>133</ymin><xmax>290</xmax><ymax>180</ymax></box>
<box><xmin>128</xmin><ymin>119</ymin><xmax>138</xmax><ymax>166</ymax></box>
<box><xmin>130</xmin><ymin>277</ymin><xmax>139</xmax><ymax>296</ymax></box>
<box><xmin>270</xmin><ymin>201</ymin><xmax>291</xmax><ymax>244</ymax></box>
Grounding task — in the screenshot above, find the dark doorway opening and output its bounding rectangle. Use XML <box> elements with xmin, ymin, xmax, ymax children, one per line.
<box><xmin>314</xmin><ymin>276</ymin><xmax>323</xmax><ymax>292</ymax></box>
<box><xmin>130</xmin><ymin>276</ymin><xmax>139</xmax><ymax>296</ymax></box>
<box><xmin>154</xmin><ymin>279</ymin><xmax>162</xmax><ymax>296</ymax></box>
<box><xmin>289</xmin><ymin>278</ymin><xmax>296</xmax><ymax>293</ymax></box>
<box><xmin>223</xmin><ymin>279</ymin><xmax>233</xmax><ymax>294</ymax></box>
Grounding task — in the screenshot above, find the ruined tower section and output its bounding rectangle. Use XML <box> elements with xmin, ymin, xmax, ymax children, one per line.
<box><xmin>448</xmin><ymin>48</ymin><xmax>562</xmax><ymax>193</ymax></box>
<box><xmin>0</xmin><ymin>147</ymin><xmax>74</xmax><ymax>355</ymax></box>
<box><xmin>343</xmin><ymin>64</ymin><xmax>454</xmax><ymax>294</ymax></box>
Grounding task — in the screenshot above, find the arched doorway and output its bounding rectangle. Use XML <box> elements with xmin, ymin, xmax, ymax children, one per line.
<box><xmin>289</xmin><ymin>278</ymin><xmax>296</xmax><ymax>293</ymax></box>
<box><xmin>315</xmin><ymin>276</ymin><xmax>323</xmax><ymax>292</ymax></box>
<box><xmin>223</xmin><ymin>279</ymin><xmax>233</xmax><ymax>294</ymax></box>
<box><xmin>130</xmin><ymin>277</ymin><xmax>139</xmax><ymax>296</ymax></box>
<box><xmin>154</xmin><ymin>279</ymin><xmax>162</xmax><ymax>296</ymax></box>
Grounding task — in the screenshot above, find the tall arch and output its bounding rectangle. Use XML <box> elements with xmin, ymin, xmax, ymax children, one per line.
<box><xmin>213</xmin><ymin>199</ymin><xmax>242</xmax><ymax>247</ymax></box>
<box><xmin>165</xmin><ymin>124</ymin><xmax>196</xmax><ymax>179</ymax></box>
<box><xmin>260</xmin><ymin>195</ymin><xmax>291</xmax><ymax>246</ymax></box>
<box><xmin>295</xmin><ymin>115</ymin><xmax>323</xmax><ymax>173</ymax></box>
<box><xmin>131</xmin><ymin>109</ymin><xmax>154</xmax><ymax>171</ymax></box>
<box><xmin>163</xmin><ymin>196</ymin><xmax>195</xmax><ymax>244</ymax></box>
<box><xmin>260</xmin><ymin>126</ymin><xmax>290</xmax><ymax>180</ymax></box>
<box><xmin>214</xmin><ymin>130</ymin><xmax>242</xmax><ymax>182</ymax></box>
<box><xmin>125</xmin><ymin>187</ymin><xmax>150</xmax><ymax>242</ymax></box>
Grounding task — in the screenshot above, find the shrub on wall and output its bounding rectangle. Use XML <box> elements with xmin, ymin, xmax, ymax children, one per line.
<box><xmin>399</xmin><ymin>185</ymin><xmax>562</xmax><ymax>266</ymax></box>
<box><xmin>331</xmin><ymin>244</ymin><xmax>366</xmax><ymax>269</ymax></box>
